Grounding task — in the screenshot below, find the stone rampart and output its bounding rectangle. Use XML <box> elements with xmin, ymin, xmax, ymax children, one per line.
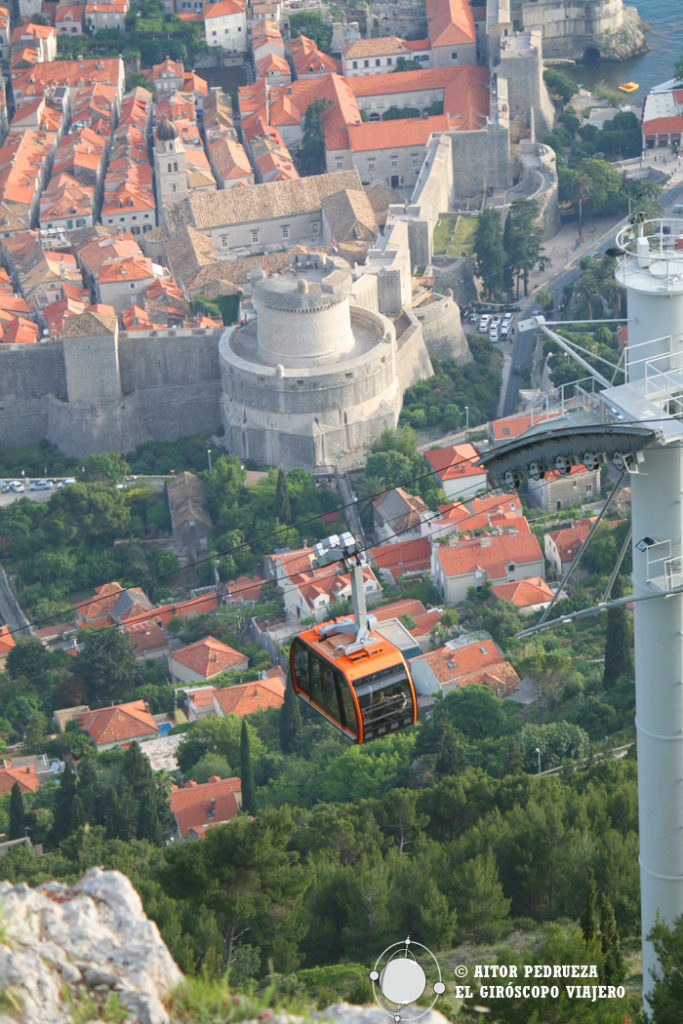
<box><xmin>0</xmin><ymin>329</ymin><xmax>222</xmax><ymax>457</ymax></box>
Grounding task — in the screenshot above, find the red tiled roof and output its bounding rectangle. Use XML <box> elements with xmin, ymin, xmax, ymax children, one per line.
<box><xmin>426</xmin><ymin>0</ymin><xmax>476</xmax><ymax>47</ymax></box>
<box><xmin>212</xmin><ymin>677</ymin><xmax>285</xmax><ymax>717</ymax></box>
<box><xmin>0</xmin><ymin>761</ymin><xmax>39</xmax><ymax>794</ymax></box>
<box><xmin>547</xmin><ymin>519</ymin><xmax>595</xmax><ymax>563</ymax></box>
<box><xmin>77</xmin><ymin>700</ymin><xmax>158</xmax><ymax>746</ymax></box>
<box><xmin>204</xmin><ymin>0</ymin><xmax>245</xmax><ymax>17</ymax></box>
<box><xmin>347</xmin><ymin>115</ymin><xmax>451</xmax><ymax>152</ymax></box>
<box><xmin>170</xmin><ymin>635</ymin><xmax>249</xmax><ymax>679</ymax></box>
<box><xmin>413</xmin><ymin>639</ymin><xmax>520</xmax><ymax>695</ymax></box>
<box><xmin>425</xmin><ymin>442</ymin><xmax>485</xmax><ymax>482</ymax></box>
<box><xmin>373</xmin><ymin>598</ymin><xmax>427</xmax><ymax>622</ymax></box>
<box><xmin>490</xmin><ymin>410</ymin><xmax>561</xmax><ymax>441</ymax></box>
<box><xmin>169</xmin><ymin>776</ymin><xmax>242</xmax><ymax>838</ymax></box>
<box><xmin>371</xmin><ymin>537</ymin><xmax>432</xmax><ymax>581</ymax></box>
<box><xmin>491</xmin><ymin>576</ymin><xmax>554</xmax><ymax>608</ymax></box>
<box><xmin>436</xmin><ymin>532</ymin><xmax>543</xmax><ymax>580</ymax></box>
<box><xmin>0</xmin><ymin>625</ymin><xmax>16</xmax><ymax>655</ymax></box>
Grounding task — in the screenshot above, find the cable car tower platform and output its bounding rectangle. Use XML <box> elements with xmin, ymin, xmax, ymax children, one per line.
<box><xmin>480</xmin><ymin>215</ymin><xmax>683</xmax><ymax>1000</ymax></box>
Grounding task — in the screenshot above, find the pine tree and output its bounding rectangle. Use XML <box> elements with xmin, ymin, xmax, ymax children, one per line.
<box><xmin>581</xmin><ymin>868</ymin><xmax>597</xmax><ymax>943</ymax></box>
<box><xmin>240</xmin><ymin>719</ymin><xmax>256</xmax><ymax>815</ymax></box>
<box><xmin>600</xmin><ymin>894</ymin><xmax>625</xmax><ymax>984</ymax></box>
<box><xmin>8</xmin><ymin>782</ymin><xmax>25</xmax><ymax>840</ymax></box>
<box><xmin>603</xmin><ymin>575</ymin><xmax>633</xmax><ymax>688</ymax></box>
<box><xmin>275</xmin><ymin>469</ymin><xmax>291</xmax><ymax>524</ymax></box>
<box><xmin>279</xmin><ymin>679</ymin><xmax>302</xmax><ymax>753</ymax></box>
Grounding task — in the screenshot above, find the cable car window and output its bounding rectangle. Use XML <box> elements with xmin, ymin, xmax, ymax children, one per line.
<box><xmin>353</xmin><ymin>664</ymin><xmax>413</xmax><ymax>736</ymax></box>
<box><xmin>293</xmin><ymin>641</ymin><xmax>310</xmax><ymax>697</ymax></box>
<box><xmin>309</xmin><ymin>652</ymin><xmax>340</xmax><ymax>721</ymax></box>
<box><xmin>336</xmin><ymin>666</ymin><xmax>359</xmax><ymax>737</ymax></box>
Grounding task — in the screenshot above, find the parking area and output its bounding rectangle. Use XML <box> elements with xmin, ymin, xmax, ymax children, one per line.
<box><xmin>0</xmin><ymin>478</ymin><xmax>76</xmax><ymax>508</ymax></box>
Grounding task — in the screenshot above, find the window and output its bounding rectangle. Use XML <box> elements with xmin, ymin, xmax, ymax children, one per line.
<box><xmin>167</xmin><ymin>162</ymin><xmax>172</xmax><ymax>172</ymax></box>
<box><xmin>375</xmin><ymin>58</ymin><xmax>380</xmax><ymax>66</ymax></box>
<box><xmin>130</xmin><ymin>282</ymin><xmax>135</xmax><ymax>289</ymax></box>
<box><xmin>251</xmin><ymin>230</ymin><xmax>259</xmax><ymax>243</ymax></box>
<box><xmin>312</xmin><ymin>222</ymin><xmax>319</xmax><ymax>234</ymax></box>
<box><xmin>221</xmin><ymin>235</ymin><xmax>228</xmax><ymax>247</ymax></box>
<box><xmin>364</xmin><ymin>60</ymin><xmax>369</xmax><ymax>68</ymax></box>
<box><xmin>172</xmin><ymin>184</ymin><xmax>177</xmax><ymax>192</ymax></box>
<box><xmin>412</xmin><ymin>154</ymin><xmax>419</xmax><ymax>165</ymax></box>
<box><xmin>451</xmin><ymin>51</ymin><xmax>458</xmax><ymax>60</ymax></box>
<box><xmin>387</xmin><ymin>57</ymin><xmax>392</xmax><ymax>65</ymax></box>
<box><xmin>352</xmin><ymin>60</ymin><xmax>358</xmax><ymax>69</ymax></box>
<box><xmin>281</xmin><ymin>225</ymin><xmax>289</xmax><ymax>239</ymax></box>
<box><xmin>336</xmin><ymin>159</ymin><xmax>342</xmax><ymax>169</ymax></box>
<box><xmin>368</xmin><ymin>160</ymin><xmax>374</xmax><ymax>171</ymax></box>
<box><xmin>391</xmin><ymin>157</ymin><xmax>398</xmax><ymax>167</ymax></box>
<box><xmin>173</xmin><ymin>161</ymin><xmax>178</xmax><ymax>172</ymax></box>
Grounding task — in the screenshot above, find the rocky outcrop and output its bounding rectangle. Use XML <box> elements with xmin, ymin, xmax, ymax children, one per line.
<box><xmin>0</xmin><ymin>868</ymin><xmax>183</xmax><ymax>1024</ymax></box>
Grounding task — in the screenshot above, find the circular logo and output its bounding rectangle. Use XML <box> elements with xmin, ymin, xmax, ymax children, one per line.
<box><xmin>369</xmin><ymin>937</ymin><xmax>445</xmax><ymax>1021</ymax></box>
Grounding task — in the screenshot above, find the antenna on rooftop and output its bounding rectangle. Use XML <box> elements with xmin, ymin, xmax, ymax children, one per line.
<box><xmin>480</xmin><ymin>213</ymin><xmax>683</xmax><ymax>1002</ymax></box>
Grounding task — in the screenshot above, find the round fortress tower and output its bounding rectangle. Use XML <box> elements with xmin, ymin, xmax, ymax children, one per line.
<box><xmin>219</xmin><ymin>253</ymin><xmax>402</xmax><ymax>471</ymax></box>
<box><xmin>251</xmin><ymin>256</ymin><xmax>355</xmax><ymax>367</ymax></box>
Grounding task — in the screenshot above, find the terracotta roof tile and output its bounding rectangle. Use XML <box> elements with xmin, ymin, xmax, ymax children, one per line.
<box><xmin>491</xmin><ymin>576</ymin><xmax>554</xmax><ymax>608</ymax></box>
<box><xmin>170</xmin><ymin>635</ymin><xmax>248</xmax><ymax>679</ymax></box>
<box><xmin>426</xmin><ymin>0</ymin><xmax>476</xmax><ymax>47</ymax></box>
<box><xmin>425</xmin><ymin>442</ymin><xmax>485</xmax><ymax>481</ymax></box>
<box><xmin>169</xmin><ymin>776</ymin><xmax>241</xmax><ymax>838</ymax></box>
<box><xmin>77</xmin><ymin>699</ymin><xmax>158</xmax><ymax>746</ymax></box>
<box><xmin>0</xmin><ymin>762</ymin><xmax>40</xmax><ymax>794</ymax></box>
<box><xmin>212</xmin><ymin>677</ymin><xmax>285</xmax><ymax>717</ymax></box>
<box><xmin>436</xmin><ymin>532</ymin><xmax>543</xmax><ymax>580</ymax></box>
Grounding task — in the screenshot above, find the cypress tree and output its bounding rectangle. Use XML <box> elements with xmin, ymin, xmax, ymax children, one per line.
<box><xmin>70</xmin><ymin>793</ymin><xmax>85</xmax><ymax>833</ymax></box>
<box><xmin>600</xmin><ymin>894</ymin><xmax>625</xmax><ymax>984</ymax></box>
<box><xmin>505</xmin><ymin>737</ymin><xmax>524</xmax><ymax>776</ymax></box>
<box><xmin>104</xmin><ymin>787</ymin><xmax>127</xmax><ymax>840</ymax></box>
<box><xmin>275</xmin><ymin>469</ymin><xmax>291</xmax><ymax>524</ymax></box>
<box><xmin>603</xmin><ymin>575</ymin><xmax>633</xmax><ymax>688</ymax></box>
<box><xmin>240</xmin><ymin>719</ymin><xmax>256</xmax><ymax>815</ymax></box>
<box><xmin>8</xmin><ymin>782</ymin><xmax>25</xmax><ymax>840</ymax></box>
<box><xmin>435</xmin><ymin>718</ymin><xmax>466</xmax><ymax>776</ymax></box>
<box><xmin>279</xmin><ymin>678</ymin><xmax>302</xmax><ymax>753</ymax></box>
<box><xmin>50</xmin><ymin>761</ymin><xmax>77</xmax><ymax>845</ymax></box>
<box><xmin>580</xmin><ymin>868</ymin><xmax>597</xmax><ymax>943</ymax></box>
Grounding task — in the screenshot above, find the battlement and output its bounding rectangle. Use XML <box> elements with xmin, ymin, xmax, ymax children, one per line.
<box><xmin>250</xmin><ymin>253</ymin><xmax>351</xmax><ymax>313</ymax></box>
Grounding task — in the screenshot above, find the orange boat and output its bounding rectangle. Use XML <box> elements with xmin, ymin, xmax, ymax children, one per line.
<box><xmin>618</xmin><ymin>82</ymin><xmax>639</xmax><ymax>93</ymax></box>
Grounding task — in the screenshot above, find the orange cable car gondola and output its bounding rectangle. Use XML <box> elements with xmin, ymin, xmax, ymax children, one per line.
<box><xmin>289</xmin><ymin>533</ymin><xmax>418</xmax><ymax>744</ymax></box>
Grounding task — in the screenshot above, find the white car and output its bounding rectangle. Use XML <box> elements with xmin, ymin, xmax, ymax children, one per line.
<box><xmin>9</xmin><ymin>481</ymin><xmax>24</xmax><ymax>492</ymax></box>
<box><xmin>478</xmin><ymin>315</ymin><xmax>491</xmax><ymax>333</ymax></box>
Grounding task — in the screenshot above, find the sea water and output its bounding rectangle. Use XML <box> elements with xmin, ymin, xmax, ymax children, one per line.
<box><xmin>563</xmin><ymin>0</ymin><xmax>682</xmax><ymax>100</ymax></box>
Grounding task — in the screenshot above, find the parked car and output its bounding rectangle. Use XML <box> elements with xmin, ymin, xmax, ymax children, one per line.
<box><xmin>9</xmin><ymin>481</ymin><xmax>24</xmax><ymax>492</ymax></box>
<box><xmin>29</xmin><ymin>479</ymin><xmax>51</xmax><ymax>490</ymax></box>
<box><xmin>56</xmin><ymin>477</ymin><xmax>76</xmax><ymax>488</ymax></box>
<box><xmin>478</xmin><ymin>315</ymin><xmax>491</xmax><ymax>333</ymax></box>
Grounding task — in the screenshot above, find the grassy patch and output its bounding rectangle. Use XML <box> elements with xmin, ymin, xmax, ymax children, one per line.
<box><xmin>433</xmin><ymin>215</ymin><xmax>456</xmax><ymax>255</ymax></box>
<box><xmin>450</xmin><ymin>216</ymin><xmax>477</xmax><ymax>256</ymax></box>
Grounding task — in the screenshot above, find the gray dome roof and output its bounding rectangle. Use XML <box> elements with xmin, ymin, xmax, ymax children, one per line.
<box><xmin>157</xmin><ymin>119</ymin><xmax>177</xmax><ymax>142</ymax></box>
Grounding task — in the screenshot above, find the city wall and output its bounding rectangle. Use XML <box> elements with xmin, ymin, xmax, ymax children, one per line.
<box><xmin>0</xmin><ymin>330</ymin><xmax>223</xmax><ymax>456</ymax></box>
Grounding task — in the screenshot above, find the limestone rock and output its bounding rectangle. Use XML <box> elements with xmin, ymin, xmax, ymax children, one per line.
<box><xmin>0</xmin><ymin>867</ymin><xmax>183</xmax><ymax>1024</ymax></box>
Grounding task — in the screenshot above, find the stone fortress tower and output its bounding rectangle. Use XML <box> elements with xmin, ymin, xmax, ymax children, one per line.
<box><xmin>219</xmin><ymin>254</ymin><xmax>408</xmax><ymax>471</ymax></box>
<box><xmin>508</xmin><ymin>0</ymin><xmax>645</xmax><ymax>61</ymax></box>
